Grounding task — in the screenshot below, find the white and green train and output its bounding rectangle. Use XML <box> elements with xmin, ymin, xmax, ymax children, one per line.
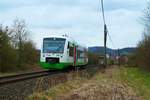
<box><xmin>40</xmin><ymin>35</ymin><xmax>88</xmax><ymax>69</ymax></box>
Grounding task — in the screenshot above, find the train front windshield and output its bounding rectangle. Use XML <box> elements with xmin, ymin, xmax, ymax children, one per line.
<box><xmin>43</xmin><ymin>38</ymin><xmax>66</xmax><ymax>53</ymax></box>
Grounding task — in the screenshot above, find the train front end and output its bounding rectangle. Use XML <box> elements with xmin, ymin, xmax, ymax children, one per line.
<box><xmin>40</xmin><ymin>37</ymin><xmax>69</xmax><ymax>69</ymax></box>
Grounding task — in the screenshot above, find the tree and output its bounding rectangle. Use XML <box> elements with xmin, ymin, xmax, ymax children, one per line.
<box><xmin>136</xmin><ymin>36</ymin><xmax>150</xmax><ymax>70</ymax></box>
<box><xmin>11</xmin><ymin>19</ymin><xmax>28</xmax><ymax>68</ymax></box>
<box><xmin>0</xmin><ymin>25</ymin><xmax>17</xmax><ymax>72</ymax></box>
<box><xmin>0</xmin><ymin>19</ymin><xmax>39</xmax><ymax>72</ymax></box>
<box><xmin>22</xmin><ymin>41</ymin><xmax>39</xmax><ymax>65</ymax></box>
<box><xmin>135</xmin><ymin>2</ymin><xmax>150</xmax><ymax>70</ymax></box>
<box><xmin>11</xmin><ymin>19</ymin><xmax>39</xmax><ymax>69</ymax></box>
<box><xmin>88</xmin><ymin>52</ymin><xmax>99</xmax><ymax>64</ymax></box>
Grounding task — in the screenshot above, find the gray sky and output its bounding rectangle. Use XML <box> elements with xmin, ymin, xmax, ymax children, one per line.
<box><xmin>0</xmin><ymin>0</ymin><xmax>148</xmax><ymax>49</ymax></box>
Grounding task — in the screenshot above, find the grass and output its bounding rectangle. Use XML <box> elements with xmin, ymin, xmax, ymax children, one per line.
<box><xmin>0</xmin><ymin>71</ymin><xmax>29</xmax><ymax>77</ymax></box>
<box><xmin>27</xmin><ymin>67</ymin><xmax>150</xmax><ymax>100</ymax></box>
<box><xmin>116</xmin><ymin>67</ymin><xmax>150</xmax><ymax>100</ymax></box>
<box><xmin>27</xmin><ymin>78</ymin><xmax>87</xmax><ymax>100</ymax></box>
<box><xmin>0</xmin><ymin>72</ymin><xmax>16</xmax><ymax>76</ymax></box>
<box><xmin>0</xmin><ymin>65</ymin><xmax>42</xmax><ymax>77</ymax></box>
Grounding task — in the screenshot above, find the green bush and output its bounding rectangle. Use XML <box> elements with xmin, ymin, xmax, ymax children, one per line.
<box><xmin>0</xmin><ymin>27</ymin><xmax>17</xmax><ymax>72</ymax></box>
<box><xmin>136</xmin><ymin>36</ymin><xmax>150</xmax><ymax>70</ymax></box>
<box><xmin>88</xmin><ymin>52</ymin><xmax>99</xmax><ymax>65</ymax></box>
<box><xmin>0</xmin><ymin>20</ymin><xmax>39</xmax><ymax>72</ymax></box>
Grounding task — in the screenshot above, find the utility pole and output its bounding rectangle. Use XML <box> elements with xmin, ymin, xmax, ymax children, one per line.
<box><xmin>104</xmin><ymin>24</ymin><xmax>107</xmax><ymax>67</ymax></box>
<box><xmin>101</xmin><ymin>0</ymin><xmax>108</xmax><ymax>68</ymax></box>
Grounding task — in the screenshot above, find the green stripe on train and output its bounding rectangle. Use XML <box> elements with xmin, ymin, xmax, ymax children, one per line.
<box><xmin>75</xmin><ymin>62</ymin><xmax>87</xmax><ymax>66</ymax></box>
<box><xmin>40</xmin><ymin>62</ymin><xmax>73</xmax><ymax>69</ymax></box>
<box><xmin>40</xmin><ymin>62</ymin><xmax>87</xmax><ymax>69</ymax></box>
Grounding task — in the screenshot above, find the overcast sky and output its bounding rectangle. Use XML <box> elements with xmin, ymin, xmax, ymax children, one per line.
<box><xmin>0</xmin><ymin>0</ymin><xmax>148</xmax><ymax>49</ymax></box>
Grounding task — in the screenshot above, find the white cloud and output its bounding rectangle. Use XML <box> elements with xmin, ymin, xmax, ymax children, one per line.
<box><xmin>105</xmin><ymin>9</ymin><xmax>143</xmax><ymax>48</ymax></box>
<box><xmin>0</xmin><ymin>0</ymin><xmax>147</xmax><ymax>49</ymax></box>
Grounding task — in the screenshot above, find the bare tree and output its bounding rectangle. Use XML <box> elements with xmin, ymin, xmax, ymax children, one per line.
<box><xmin>12</xmin><ymin>19</ymin><xmax>28</xmax><ymax>68</ymax></box>
<box><xmin>142</xmin><ymin>2</ymin><xmax>150</xmax><ymax>36</ymax></box>
<box><xmin>135</xmin><ymin>2</ymin><xmax>150</xmax><ymax>70</ymax></box>
<box><xmin>0</xmin><ymin>19</ymin><xmax>38</xmax><ymax>72</ymax></box>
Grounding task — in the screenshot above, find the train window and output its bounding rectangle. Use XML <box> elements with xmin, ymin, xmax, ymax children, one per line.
<box><xmin>84</xmin><ymin>49</ymin><xmax>88</xmax><ymax>58</ymax></box>
<box><xmin>43</xmin><ymin>38</ymin><xmax>66</xmax><ymax>53</ymax></box>
<box><xmin>77</xmin><ymin>50</ymin><xmax>80</xmax><ymax>58</ymax></box>
<box><xmin>77</xmin><ymin>50</ymin><xmax>84</xmax><ymax>58</ymax></box>
<box><xmin>69</xmin><ymin>46</ymin><xmax>74</xmax><ymax>57</ymax></box>
<box><xmin>77</xmin><ymin>50</ymin><xmax>86</xmax><ymax>58</ymax></box>
<box><xmin>80</xmin><ymin>52</ymin><xmax>84</xmax><ymax>58</ymax></box>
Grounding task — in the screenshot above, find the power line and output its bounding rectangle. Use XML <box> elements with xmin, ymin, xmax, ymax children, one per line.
<box><xmin>108</xmin><ymin>31</ymin><xmax>116</xmax><ymax>49</ymax></box>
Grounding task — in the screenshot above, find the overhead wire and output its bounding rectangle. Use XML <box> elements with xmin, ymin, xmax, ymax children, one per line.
<box><xmin>100</xmin><ymin>0</ymin><xmax>116</xmax><ymax>49</ymax></box>
<box><xmin>108</xmin><ymin>31</ymin><xmax>116</xmax><ymax>49</ymax></box>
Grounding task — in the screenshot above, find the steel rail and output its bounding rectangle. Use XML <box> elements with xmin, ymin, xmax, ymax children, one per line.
<box><xmin>0</xmin><ymin>70</ymin><xmax>49</xmax><ymax>79</ymax></box>
<box><xmin>0</xmin><ymin>65</ymin><xmax>97</xmax><ymax>86</ymax></box>
<box><xmin>0</xmin><ymin>70</ymin><xmax>61</xmax><ymax>86</ymax></box>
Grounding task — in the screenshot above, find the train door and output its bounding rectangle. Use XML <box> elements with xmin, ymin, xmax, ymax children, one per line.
<box><xmin>68</xmin><ymin>42</ymin><xmax>74</xmax><ymax>64</ymax></box>
<box><xmin>73</xmin><ymin>45</ymin><xmax>77</xmax><ymax>66</ymax></box>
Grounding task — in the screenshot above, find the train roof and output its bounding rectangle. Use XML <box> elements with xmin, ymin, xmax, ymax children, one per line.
<box><xmin>43</xmin><ymin>35</ymin><xmax>75</xmax><ymax>42</ymax></box>
<box><xmin>43</xmin><ymin>35</ymin><xmax>87</xmax><ymax>49</ymax></box>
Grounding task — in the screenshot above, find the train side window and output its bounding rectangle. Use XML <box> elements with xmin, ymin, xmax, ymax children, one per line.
<box><xmin>80</xmin><ymin>52</ymin><xmax>84</xmax><ymax>58</ymax></box>
<box><xmin>77</xmin><ymin>50</ymin><xmax>80</xmax><ymax>58</ymax></box>
<box><xmin>77</xmin><ymin>49</ymin><xmax>86</xmax><ymax>58</ymax></box>
<box><xmin>69</xmin><ymin>46</ymin><xmax>74</xmax><ymax>57</ymax></box>
<box><xmin>77</xmin><ymin>50</ymin><xmax>83</xmax><ymax>58</ymax></box>
<box><xmin>84</xmin><ymin>49</ymin><xmax>88</xmax><ymax>58</ymax></box>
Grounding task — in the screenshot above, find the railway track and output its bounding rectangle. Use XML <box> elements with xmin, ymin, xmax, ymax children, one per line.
<box><xmin>0</xmin><ymin>65</ymin><xmax>100</xmax><ymax>99</ymax></box>
<box><xmin>0</xmin><ymin>70</ymin><xmax>61</xmax><ymax>86</ymax></box>
<box><xmin>0</xmin><ymin>65</ymin><xmax>98</xmax><ymax>86</ymax></box>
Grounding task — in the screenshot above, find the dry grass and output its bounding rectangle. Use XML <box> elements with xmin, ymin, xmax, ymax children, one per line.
<box><xmin>27</xmin><ymin>66</ymin><xmax>149</xmax><ymax>100</ymax></box>
<box><xmin>28</xmin><ymin>78</ymin><xmax>87</xmax><ymax>100</ymax></box>
<box><xmin>0</xmin><ymin>72</ymin><xmax>16</xmax><ymax>76</ymax></box>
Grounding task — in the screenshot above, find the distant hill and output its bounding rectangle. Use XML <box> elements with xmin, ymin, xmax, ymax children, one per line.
<box><xmin>88</xmin><ymin>46</ymin><xmax>136</xmax><ymax>56</ymax></box>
